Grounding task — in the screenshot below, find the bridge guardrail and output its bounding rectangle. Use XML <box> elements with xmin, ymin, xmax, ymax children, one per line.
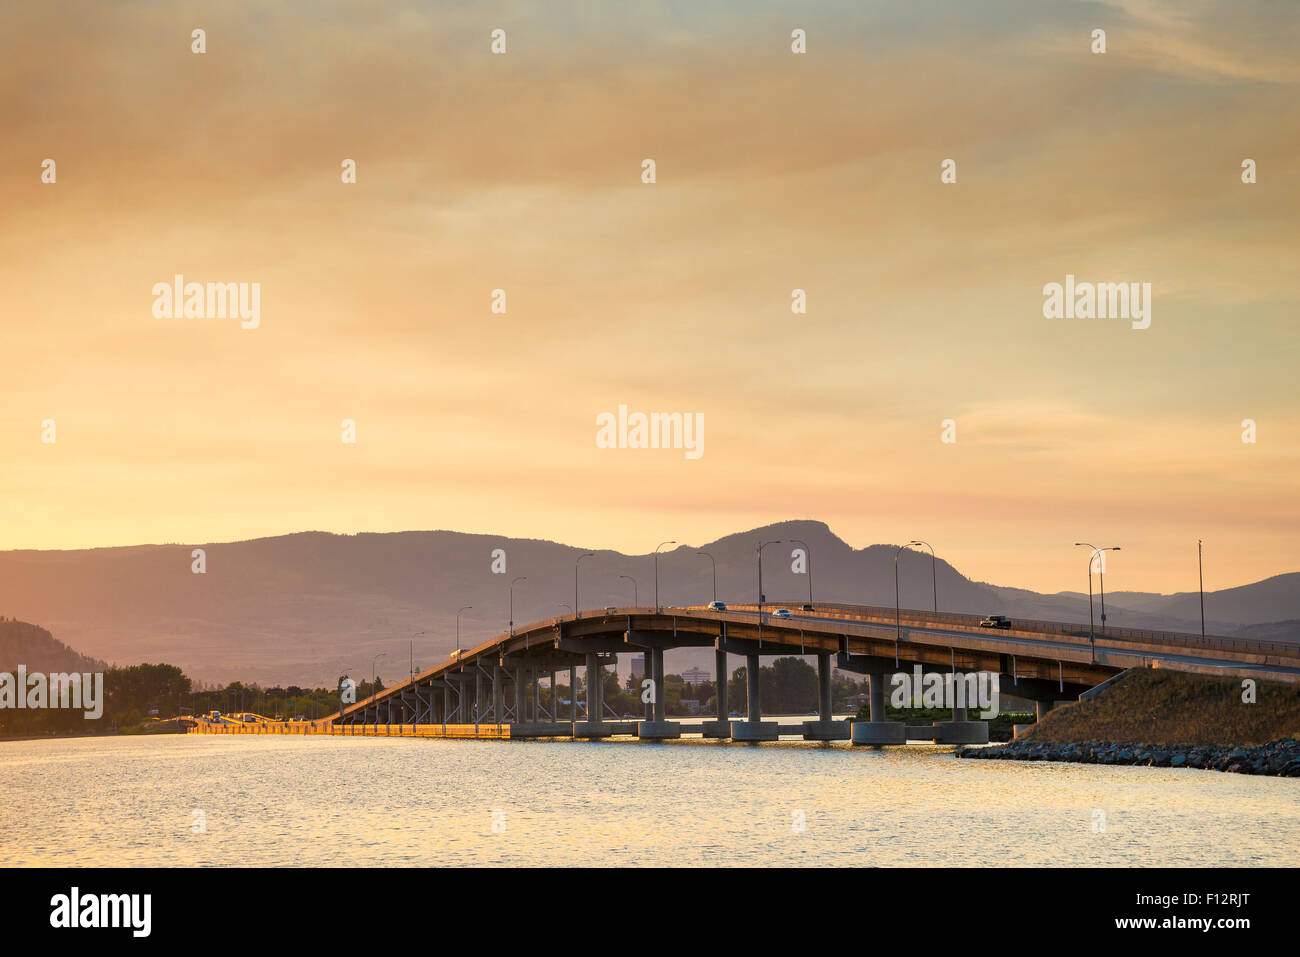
<box><xmin>688</xmin><ymin>602</ymin><xmax>1300</xmax><ymax>660</ymax></box>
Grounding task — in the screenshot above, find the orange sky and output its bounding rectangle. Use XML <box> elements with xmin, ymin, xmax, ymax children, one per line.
<box><xmin>1</xmin><ymin>1</ymin><xmax>1296</xmax><ymax>594</ymax></box>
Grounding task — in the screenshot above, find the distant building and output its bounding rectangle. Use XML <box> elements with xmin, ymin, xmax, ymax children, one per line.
<box><xmin>681</xmin><ymin>666</ymin><xmax>710</xmax><ymax>686</ymax></box>
<box><xmin>630</xmin><ymin>655</ymin><xmax>646</xmax><ymax>680</ymax></box>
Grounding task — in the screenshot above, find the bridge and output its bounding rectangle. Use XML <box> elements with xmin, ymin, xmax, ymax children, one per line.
<box><xmin>312</xmin><ymin>602</ymin><xmax>1300</xmax><ymax>746</ymax></box>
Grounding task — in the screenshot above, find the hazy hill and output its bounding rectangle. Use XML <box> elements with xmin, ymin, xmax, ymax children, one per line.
<box><xmin>0</xmin><ymin>521</ymin><xmax>1294</xmax><ymax>686</ymax></box>
<box><xmin>0</xmin><ymin>618</ymin><xmax>105</xmax><ymax>674</ymax></box>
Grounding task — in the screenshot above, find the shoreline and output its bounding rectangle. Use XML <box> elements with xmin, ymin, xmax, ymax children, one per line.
<box><xmin>958</xmin><ymin>737</ymin><xmax>1300</xmax><ymax>776</ymax></box>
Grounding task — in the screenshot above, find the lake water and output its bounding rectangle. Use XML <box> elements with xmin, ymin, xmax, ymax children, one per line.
<box><xmin>1</xmin><ymin>734</ymin><xmax>1296</xmax><ymax>867</ymax></box>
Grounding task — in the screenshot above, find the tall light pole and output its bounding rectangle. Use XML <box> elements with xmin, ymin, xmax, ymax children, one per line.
<box><xmin>1198</xmin><ymin>539</ymin><xmax>1205</xmax><ymax>638</ymax></box>
<box><xmin>698</xmin><ymin>551</ymin><xmax>717</xmax><ymax>602</ymax></box>
<box><xmin>791</xmin><ymin>539</ymin><xmax>813</xmax><ymax>607</ymax></box>
<box><xmin>911</xmin><ymin>540</ymin><xmax>938</xmax><ymax>612</ymax></box>
<box><xmin>455</xmin><ymin>605</ymin><xmax>472</xmax><ymax>654</ymax></box>
<box><xmin>558</xmin><ymin>602</ymin><xmax>573</xmax><ymax>616</ymax></box>
<box><xmin>409</xmin><ymin>630</ymin><xmax>426</xmax><ymax>681</ymax></box>
<box><xmin>1075</xmin><ymin>543</ymin><xmax>1121</xmax><ymax>664</ymax></box>
<box><xmin>756</xmin><ymin>539</ymin><xmax>783</xmax><ymax>646</ymax></box>
<box><xmin>371</xmin><ymin>652</ymin><xmax>387</xmax><ymax>701</ymax></box>
<box><xmin>509</xmin><ymin>577</ymin><xmax>526</xmax><ymax>635</ymax></box>
<box><xmin>894</xmin><ymin>541</ymin><xmax>922</xmax><ymax>666</ymax></box>
<box><xmin>575</xmin><ymin>553</ymin><xmax>594</xmax><ymax>617</ymax></box>
<box><xmin>654</xmin><ymin>541</ymin><xmax>676</xmax><ymax>612</ymax></box>
<box><xmin>619</xmin><ymin>574</ymin><xmax>638</xmax><ymax>606</ymax></box>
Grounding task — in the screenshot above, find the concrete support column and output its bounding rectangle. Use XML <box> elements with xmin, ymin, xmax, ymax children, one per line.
<box><xmin>569</xmin><ymin>666</ymin><xmax>577</xmax><ymax>723</ymax></box>
<box><xmin>803</xmin><ymin>652</ymin><xmax>850</xmax><ymax>741</ymax></box>
<box><xmin>652</xmin><ymin>647</ymin><xmax>666</xmax><ymax>723</ymax></box>
<box><xmin>533</xmin><ymin>669</ymin><xmax>541</xmax><ymax>722</ymax></box>
<box><xmin>715</xmin><ymin>650</ymin><xmax>728</xmax><ymax>721</ymax></box>
<box><xmin>475</xmin><ymin>671</ymin><xmax>482</xmax><ymax>729</ymax></box>
<box><xmin>818</xmin><ymin>653</ymin><xmax>832</xmax><ymax>722</ymax></box>
<box><xmin>585</xmin><ymin>654</ymin><xmax>600</xmax><ymax>720</ymax></box>
<box><xmin>746</xmin><ymin>654</ymin><xmax>760</xmax><ymax>723</ymax></box>
<box><xmin>851</xmin><ymin>670</ymin><xmax>906</xmax><ymax>745</ymax></box>
<box><xmin>549</xmin><ymin>669</ymin><xmax>556</xmax><ymax>720</ymax></box>
<box><xmin>1036</xmin><ymin>698</ymin><xmax>1055</xmax><ymax>722</ymax></box>
<box><xmin>492</xmin><ymin>665</ymin><xmax>501</xmax><ymax>724</ymax></box>
<box><xmin>869</xmin><ymin>671</ymin><xmax>886</xmax><ymax>722</ymax></box>
<box><xmin>514</xmin><ymin>668</ymin><xmax>525</xmax><ymax>723</ymax></box>
<box><xmin>443</xmin><ymin>686</ymin><xmax>450</xmax><ymax>727</ymax></box>
<box><xmin>731</xmin><ymin>653</ymin><xmax>777</xmax><ymax>741</ymax></box>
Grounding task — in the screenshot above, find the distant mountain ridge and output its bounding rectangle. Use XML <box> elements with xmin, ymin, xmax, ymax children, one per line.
<box><xmin>0</xmin><ymin>618</ymin><xmax>105</xmax><ymax>675</ymax></box>
<box><xmin>0</xmin><ymin>521</ymin><xmax>1295</xmax><ymax>686</ymax></box>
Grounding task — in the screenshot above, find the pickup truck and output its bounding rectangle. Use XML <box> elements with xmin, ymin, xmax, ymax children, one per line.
<box><xmin>979</xmin><ymin>615</ymin><xmax>1012</xmax><ymax>628</ymax></box>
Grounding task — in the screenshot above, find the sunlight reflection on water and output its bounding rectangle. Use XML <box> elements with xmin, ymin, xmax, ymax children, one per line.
<box><xmin>1</xmin><ymin>734</ymin><xmax>1296</xmax><ymax>866</ymax></box>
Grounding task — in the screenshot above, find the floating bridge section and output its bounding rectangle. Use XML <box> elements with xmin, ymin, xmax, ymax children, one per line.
<box><xmin>297</xmin><ymin>603</ymin><xmax>1300</xmax><ymax>746</ymax></box>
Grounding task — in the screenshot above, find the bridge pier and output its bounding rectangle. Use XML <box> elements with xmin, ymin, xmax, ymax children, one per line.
<box><xmin>639</xmin><ymin>646</ymin><xmax>680</xmax><ymax>739</ymax></box>
<box><xmin>569</xmin><ymin>665</ymin><xmax>577</xmax><ymax>723</ymax></box>
<box><xmin>732</xmin><ymin>653</ymin><xmax>778</xmax><ymax>741</ymax></box>
<box><xmin>851</xmin><ymin>670</ymin><xmax>906</xmax><ymax>745</ymax></box>
<box><xmin>804</xmin><ymin>652</ymin><xmax>850</xmax><ymax>741</ymax></box>
<box><xmin>701</xmin><ymin>649</ymin><xmax>731</xmax><ymax>738</ymax></box>
<box><xmin>574</xmin><ymin>653</ymin><xmax>612</xmax><ymax>738</ymax></box>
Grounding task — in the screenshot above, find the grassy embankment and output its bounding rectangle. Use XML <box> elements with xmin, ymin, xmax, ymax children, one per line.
<box><xmin>1018</xmin><ymin>668</ymin><xmax>1300</xmax><ymax>747</ymax></box>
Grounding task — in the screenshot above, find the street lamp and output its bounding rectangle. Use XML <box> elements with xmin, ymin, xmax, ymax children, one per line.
<box><xmin>894</xmin><ymin>541</ymin><xmax>922</xmax><ymax>666</ymax></box>
<box><xmin>409</xmin><ymin>630</ymin><xmax>426</xmax><ymax>681</ymax></box>
<box><xmin>911</xmin><ymin>539</ymin><xmax>938</xmax><ymax>612</ymax></box>
<box><xmin>1075</xmin><ymin>543</ymin><xmax>1121</xmax><ymax>664</ymax></box>
<box><xmin>575</xmin><ymin>553</ymin><xmax>594</xmax><ymax>617</ymax></box>
<box><xmin>509</xmin><ymin>577</ymin><xmax>526</xmax><ymax>635</ymax></box>
<box><xmin>654</xmin><ymin>541</ymin><xmax>676</xmax><ymax>612</ymax></box>
<box><xmin>756</xmin><ymin>539</ymin><xmax>783</xmax><ymax>646</ymax></box>
<box><xmin>371</xmin><ymin>652</ymin><xmax>387</xmax><ymax>701</ymax></box>
<box><xmin>1197</xmin><ymin>539</ymin><xmax>1205</xmax><ymax>638</ymax></box>
<box><xmin>619</xmin><ymin>574</ymin><xmax>638</xmax><ymax>606</ymax></box>
<box><xmin>790</xmin><ymin>539</ymin><xmax>813</xmax><ymax>608</ymax></box>
<box><xmin>455</xmin><ymin>605</ymin><xmax>472</xmax><ymax>655</ymax></box>
<box><xmin>697</xmin><ymin>551</ymin><xmax>717</xmax><ymax>603</ymax></box>
<box><xmin>558</xmin><ymin>602</ymin><xmax>573</xmax><ymax>616</ymax></box>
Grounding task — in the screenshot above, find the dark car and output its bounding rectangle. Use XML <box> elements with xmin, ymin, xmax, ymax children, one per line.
<box><xmin>979</xmin><ymin>615</ymin><xmax>1012</xmax><ymax>628</ymax></box>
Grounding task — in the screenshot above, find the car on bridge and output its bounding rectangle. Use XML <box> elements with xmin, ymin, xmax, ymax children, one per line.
<box><xmin>980</xmin><ymin>615</ymin><xmax>1012</xmax><ymax>628</ymax></box>
<box><xmin>800</xmin><ymin>603</ymin><xmax>815</xmax><ymax>612</ymax></box>
<box><xmin>707</xmin><ymin>600</ymin><xmax>727</xmax><ymax>611</ymax></box>
<box><xmin>773</xmin><ymin>608</ymin><xmax>793</xmax><ymax>618</ymax></box>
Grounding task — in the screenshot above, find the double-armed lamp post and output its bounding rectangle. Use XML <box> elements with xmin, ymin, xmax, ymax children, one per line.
<box><xmin>1075</xmin><ymin>542</ymin><xmax>1121</xmax><ymax>664</ymax></box>
<box><xmin>509</xmin><ymin>577</ymin><xmax>526</xmax><ymax>635</ymax></box>
<box><xmin>756</xmin><ymin>539</ymin><xmax>783</xmax><ymax>646</ymax></box>
<box><xmin>575</xmin><ymin>552</ymin><xmax>593</xmax><ymax>616</ymax></box>
<box><xmin>654</xmin><ymin>541</ymin><xmax>676</xmax><ymax>612</ymax></box>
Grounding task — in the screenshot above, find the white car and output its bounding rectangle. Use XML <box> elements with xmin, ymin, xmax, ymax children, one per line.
<box><xmin>773</xmin><ymin>608</ymin><xmax>793</xmax><ymax>618</ymax></box>
<box><xmin>707</xmin><ymin>600</ymin><xmax>727</xmax><ymax>611</ymax></box>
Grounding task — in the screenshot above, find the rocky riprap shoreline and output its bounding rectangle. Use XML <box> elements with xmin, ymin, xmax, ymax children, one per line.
<box><xmin>957</xmin><ymin>738</ymin><xmax>1300</xmax><ymax>777</ymax></box>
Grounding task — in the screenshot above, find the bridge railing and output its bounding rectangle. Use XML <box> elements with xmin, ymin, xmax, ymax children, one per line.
<box><xmin>683</xmin><ymin>602</ymin><xmax>1300</xmax><ymax>660</ymax></box>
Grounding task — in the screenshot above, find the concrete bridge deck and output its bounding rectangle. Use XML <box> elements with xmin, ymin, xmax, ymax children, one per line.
<box><xmin>295</xmin><ymin>602</ymin><xmax>1300</xmax><ymax>746</ymax></box>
